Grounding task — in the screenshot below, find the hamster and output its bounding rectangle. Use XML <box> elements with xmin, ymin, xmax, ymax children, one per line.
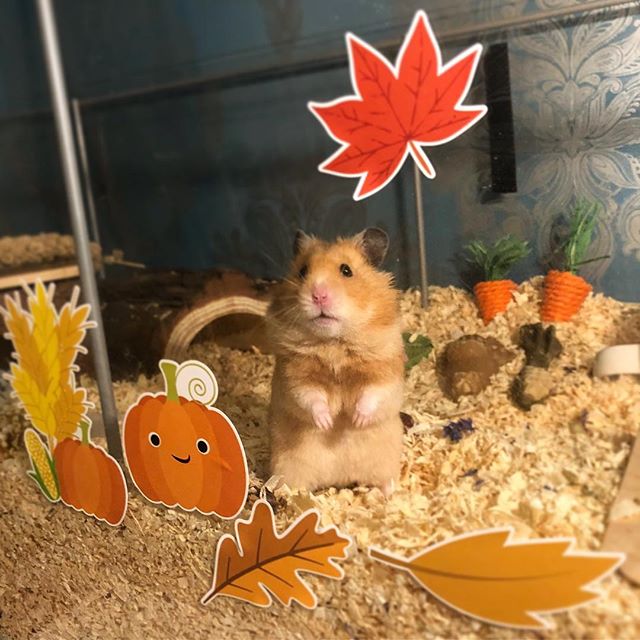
<box><xmin>266</xmin><ymin>227</ymin><xmax>405</xmax><ymax>497</ymax></box>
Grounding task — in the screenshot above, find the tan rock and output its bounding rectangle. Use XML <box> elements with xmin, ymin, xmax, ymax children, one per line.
<box><xmin>437</xmin><ymin>335</ymin><xmax>515</xmax><ymax>400</ymax></box>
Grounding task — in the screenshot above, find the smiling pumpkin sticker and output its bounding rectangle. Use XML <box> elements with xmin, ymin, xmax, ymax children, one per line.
<box><xmin>123</xmin><ymin>359</ymin><xmax>248</xmax><ymax>518</ymax></box>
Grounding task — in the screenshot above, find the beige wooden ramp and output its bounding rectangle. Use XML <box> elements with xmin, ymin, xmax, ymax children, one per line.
<box><xmin>595</xmin><ymin>344</ymin><xmax>640</xmax><ymax>584</ymax></box>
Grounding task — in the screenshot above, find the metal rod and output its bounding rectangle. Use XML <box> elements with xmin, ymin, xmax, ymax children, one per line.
<box><xmin>35</xmin><ymin>0</ymin><xmax>122</xmax><ymax>461</ymax></box>
<box><xmin>413</xmin><ymin>163</ymin><xmax>428</xmax><ymax>308</ymax></box>
<box><xmin>71</xmin><ymin>99</ymin><xmax>105</xmax><ymax>279</ymax></box>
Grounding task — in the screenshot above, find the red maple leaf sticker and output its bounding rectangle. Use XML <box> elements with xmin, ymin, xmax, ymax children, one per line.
<box><xmin>308</xmin><ymin>11</ymin><xmax>487</xmax><ymax>200</ymax></box>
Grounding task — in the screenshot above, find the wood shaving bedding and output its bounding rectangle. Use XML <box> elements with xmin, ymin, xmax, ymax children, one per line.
<box><xmin>0</xmin><ymin>233</ymin><xmax>101</xmax><ymax>270</ymax></box>
<box><xmin>0</xmin><ymin>278</ymin><xmax>639</xmax><ymax>639</ymax></box>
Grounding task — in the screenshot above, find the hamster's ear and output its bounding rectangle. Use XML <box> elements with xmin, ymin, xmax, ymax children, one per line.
<box><xmin>293</xmin><ymin>229</ymin><xmax>313</xmax><ymax>256</ymax></box>
<box><xmin>355</xmin><ymin>227</ymin><xmax>389</xmax><ymax>268</ymax></box>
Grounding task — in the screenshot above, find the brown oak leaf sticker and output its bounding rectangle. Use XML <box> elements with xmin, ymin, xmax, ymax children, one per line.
<box><xmin>201</xmin><ymin>499</ymin><xmax>351</xmax><ymax>608</ymax></box>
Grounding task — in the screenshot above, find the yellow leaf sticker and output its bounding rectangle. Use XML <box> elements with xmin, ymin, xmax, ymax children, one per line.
<box><xmin>369</xmin><ymin>528</ymin><xmax>624</xmax><ymax>629</ymax></box>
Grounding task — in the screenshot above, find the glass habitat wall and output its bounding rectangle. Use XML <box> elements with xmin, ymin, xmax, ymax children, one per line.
<box><xmin>0</xmin><ymin>0</ymin><xmax>639</xmax><ymax>300</ymax></box>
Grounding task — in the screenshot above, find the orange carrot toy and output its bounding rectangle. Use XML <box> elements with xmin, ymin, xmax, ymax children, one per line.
<box><xmin>465</xmin><ymin>235</ymin><xmax>530</xmax><ymax>323</ymax></box>
<box><xmin>541</xmin><ymin>201</ymin><xmax>608</xmax><ymax>322</ymax></box>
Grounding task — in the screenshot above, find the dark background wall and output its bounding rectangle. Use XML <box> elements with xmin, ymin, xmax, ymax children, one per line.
<box><xmin>1</xmin><ymin>1</ymin><xmax>639</xmax><ymax>299</ymax></box>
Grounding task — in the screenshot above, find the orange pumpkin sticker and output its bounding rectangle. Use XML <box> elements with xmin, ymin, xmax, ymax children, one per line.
<box><xmin>123</xmin><ymin>359</ymin><xmax>248</xmax><ymax>517</ymax></box>
<box><xmin>54</xmin><ymin>420</ymin><xmax>128</xmax><ymax>526</ymax></box>
<box><xmin>3</xmin><ymin>281</ymin><xmax>128</xmax><ymax>526</ymax></box>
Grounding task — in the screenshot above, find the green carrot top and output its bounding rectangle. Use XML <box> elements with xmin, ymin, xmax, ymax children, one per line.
<box><xmin>464</xmin><ymin>234</ymin><xmax>530</xmax><ymax>281</ymax></box>
<box><xmin>560</xmin><ymin>200</ymin><xmax>608</xmax><ymax>274</ymax></box>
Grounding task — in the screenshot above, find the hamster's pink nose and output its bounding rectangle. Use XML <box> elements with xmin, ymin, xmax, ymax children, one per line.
<box><xmin>311</xmin><ymin>284</ymin><xmax>331</xmax><ymax>306</ymax></box>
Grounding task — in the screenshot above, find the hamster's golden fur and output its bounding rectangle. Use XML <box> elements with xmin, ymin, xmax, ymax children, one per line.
<box><xmin>266</xmin><ymin>230</ymin><xmax>404</xmax><ymax>494</ymax></box>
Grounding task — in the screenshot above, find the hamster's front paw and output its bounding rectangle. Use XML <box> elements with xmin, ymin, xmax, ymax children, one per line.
<box><xmin>311</xmin><ymin>400</ymin><xmax>334</xmax><ymax>431</ymax></box>
<box><xmin>353</xmin><ymin>391</ymin><xmax>380</xmax><ymax>428</ymax></box>
<box><xmin>381</xmin><ymin>478</ymin><xmax>395</xmax><ymax>498</ymax></box>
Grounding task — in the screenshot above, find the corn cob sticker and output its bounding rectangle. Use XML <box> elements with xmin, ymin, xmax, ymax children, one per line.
<box><xmin>24</xmin><ymin>427</ymin><xmax>60</xmax><ymax>502</ymax></box>
<box><xmin>1</xmin><ymin>281</ymin><xmax>128</xmax><ymax>526</ymax></box>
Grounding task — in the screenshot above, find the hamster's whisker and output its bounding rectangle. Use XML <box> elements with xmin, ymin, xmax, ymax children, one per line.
<box><xmin>258</xmin><ymin>248</ymin><xmax>296</xmax><ymax>279</ymax></box>
<box><xmin>256</xmin><ymin>247</ymin><xmax>303</xmax><ymax>289</ymax></box>
<box><xmin>267</xmin><ymin>300</ymin><xmax>297</xmax><ymax>319</ymax></box>
<box><xmin>263</xmin><ymin>301</ymin><xmax>300</xmax><ymax>327</ymax></box>
<box><xmin>274</xmin><ymin>305</ymin><xmax>305</xmax><ymax>332</ymax></box>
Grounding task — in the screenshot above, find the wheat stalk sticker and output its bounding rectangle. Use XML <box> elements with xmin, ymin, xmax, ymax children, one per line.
<box><xmin>2</xmin><ymin>281</ymin><xmax>128</xmax><ymax>526</ymax></box>
<box><xmin>2</xmin><ymin>281</ymin><xmax>93</xmax><ymax>451</ymax></box>
<box><xmin>369</xmin><ymin>528</ymin><xmax>623</xmax><ymax>629</ymax></box>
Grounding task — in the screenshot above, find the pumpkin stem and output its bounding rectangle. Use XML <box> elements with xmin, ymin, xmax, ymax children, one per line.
<box><xmin>160</xmin><ymin>360</ymin><xmax>180</xmax><ymax>403</ymax></box>
<box><xmin>79</xmin><ymin>420</ymin><xmax>91</xmax><ymax>445</ymax></box>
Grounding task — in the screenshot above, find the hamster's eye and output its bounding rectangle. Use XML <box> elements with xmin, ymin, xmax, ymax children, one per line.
<box><xmin>340</xmin><ymin>263</ymin><xmax>353</xmax><ymax>278</ymax></box>
<box><xmin>196</xmin><ymin>438</ymin><xmax>210</xmax><ymax>455</ymax></box>
<box><xmin>298</xmin><ymin>265</ymin><xmax>308</xmax><ymax>280</ymax></box>
<box><xmin>148</xmin><ymin>432</ymin><xmax>161</xmax><ymax>447</ymax></box>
